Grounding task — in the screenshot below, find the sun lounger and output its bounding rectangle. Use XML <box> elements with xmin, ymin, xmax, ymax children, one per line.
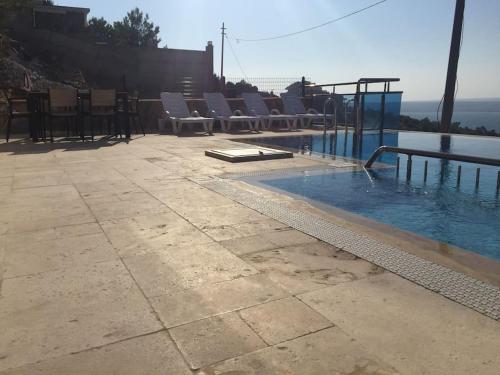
<box><xmin>203</xmin><ymin>92</ymin><xmax>259</xmax><ymax>132</ymax></box>
<box><xmin>281</xmin><ymin>94</ymin><xmax>332</xmax><ymax>128</ymax></box>
<box><xmin>241</xmin><ymin>93</ymin><xmax>298</xmax><ymax>131</ymax></box>
<box><xmin>160</xmin><ymin>92</ymin><xmax>213</xmax><ymax>135</ymax></box>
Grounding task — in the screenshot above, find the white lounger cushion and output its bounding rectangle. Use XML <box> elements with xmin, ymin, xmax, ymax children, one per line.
<box><xmin>281</xmin><ymin>94</ymin><xmax>333</xmax><ymax>128</ymax></box>
<box><xmin>160</xmin><ymin>92</ymin><xmax>191</xmax><ymax>118</ymax></box>
<box><xmin>160</xmin><ymin>92</ymin><xmax>213</xmax><ymax>134</ymax></box>
<box><xmin>203</xmin><ymin>92</ymin><xmax>233</xmax><ymax>118</ymax></box>
<box><xmin>241</xmin><ymin>93</ymin><xmax>295</xmax><ymax>119</ymax></box>
<box><xmin>204</xmin><ymin>92</ymin><xmax>259</xmax><ymax>132</ymax></box>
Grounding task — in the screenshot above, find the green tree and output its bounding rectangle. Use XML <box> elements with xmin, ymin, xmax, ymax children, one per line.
<box><xmin>112</xmin><ymin>8</ymin><xmax>161</xmax><ymax>47</ymax></box>
<box><xmin>87</xmin><ymin>17</ymin><xmax>113</xmax><ymax>42</ymax></box>
<box><xmin>225</xmin><ymin>80</ymin><xmax>258</xmax><ymax>98</ymax></box>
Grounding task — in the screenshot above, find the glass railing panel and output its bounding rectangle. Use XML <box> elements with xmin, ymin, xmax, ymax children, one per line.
<box><xmin>362</xmin><ymin>93</ymin><xmax>383</xmax><ymax>131</ymax></box>
<box><xmin>384</xmin><ymin>92</ymin><xmax>402</xmax><ymax>129</ymax></box>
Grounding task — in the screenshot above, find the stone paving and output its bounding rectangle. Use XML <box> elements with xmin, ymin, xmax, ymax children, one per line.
<box><xmin>0</xmin><ymin>132</ymin><xmax>499</xmax><ymax>375</ymax></box>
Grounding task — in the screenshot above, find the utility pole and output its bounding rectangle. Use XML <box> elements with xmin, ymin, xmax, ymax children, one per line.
<box><xmin>220</xmin><ymin>22</ymin><xmax>226</xmax><ymax>80</ymax></box>
<box><xmin>440</xmin><ymin>0</ymin><xmax>465</xmax><ymax>133</ymax></box>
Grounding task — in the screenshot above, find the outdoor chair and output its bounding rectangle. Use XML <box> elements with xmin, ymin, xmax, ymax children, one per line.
<box><xmin>241</xmin><ymin>93</ymin><xmax>298</xmax><ymax>131</ymax></box>
<box><xmin>160</xmin><ymin>92</ymin><xmax>213</xmax><ymax>135</ymax></box>
<box><xmin>4</xmin><ymin>94</ymin><xmax>30</xmax><ymax>142</ymax></box>
<box><xmin>89</xmin><ymin>89</ymin><xmax>118</xmax><ymax>140</ymax></box>
<box><xmin>128</xmin><ymin>93</ymin><xmax>145</xmax><ymax>135</ymax></box>
<box><xmin>203</xmin><ymin>92</ymin><xmax>259</xmax><ymax>132</ymax></box>
<box><xmin>48</xmin><ymin>87</ymin><xmax>81</xmax><ymax>142</ymax></box>
<box><xmin>281</xmin><ymin>94</ymin><xmax>331</xmax><ymax>128</ymax></box>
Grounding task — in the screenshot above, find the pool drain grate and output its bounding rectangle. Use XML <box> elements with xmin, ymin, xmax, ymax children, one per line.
<box><xmin>198</xmin><ymin>178</ymin><xmax>500</xmax><ymax>321</ymax></box>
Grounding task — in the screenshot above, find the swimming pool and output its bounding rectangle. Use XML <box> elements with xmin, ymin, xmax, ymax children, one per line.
<box><xmin>242</xmin><ymin>131</ymin><xmax>500</xmax><ymax>260</ymax></box>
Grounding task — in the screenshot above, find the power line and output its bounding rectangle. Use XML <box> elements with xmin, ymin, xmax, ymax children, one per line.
<box><xmin>225</xmin><ymin>34</ymin><xmax>248</xmax><ymax>79</ymax></box>
<box><xmin>235</xmin><ymin>0</ymin><xmax>387</xmax><ymax>43</ymax></box>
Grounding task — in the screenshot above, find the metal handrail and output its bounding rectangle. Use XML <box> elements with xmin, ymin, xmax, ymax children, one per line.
<box><xmin>365</xmin><ymin>146</ymin><xmax>500</xmax><ymax>168</ymax></box>
<box><xmin>307</xmin><ymin>78</ymin><xmax>400</xmax><ymax>88</ymax></box>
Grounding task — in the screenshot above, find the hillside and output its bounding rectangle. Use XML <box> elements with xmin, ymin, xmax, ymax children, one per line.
<box><xmin>0</xmin><ymin>33</ymin><xmax>85</xmax><ymax>94</ymax></box>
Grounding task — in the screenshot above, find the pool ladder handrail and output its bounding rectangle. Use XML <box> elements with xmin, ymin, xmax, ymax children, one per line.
<box><xmin>365</xmin><ymin>146</ymin><xmax>500</xmax><ymax>191</ymax></box>
<box><xmin>365</xmin><ymin>146</ymin><xmax>500</xmax><ymax>168</ymax></box>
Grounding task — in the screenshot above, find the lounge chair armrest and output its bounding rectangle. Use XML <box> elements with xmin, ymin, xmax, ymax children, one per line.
<box><xmin>190</xmin><ymin>110</ymin><xmax>200</xmax><ymax>117</ymax></box>
<box><xmin>307</xmin><ymin>108</ymin><xmax>319</xmax><ymax>114</ymax></box>
<box><xmin>163</xmin><ymin>110</ymin><xmax>172</xmax><ymax>119</ymax></box>
<box><xmin>233</xmin><ymin>109</ymin><xmax>243</xmax><ymax>116</ymax></box>
<box><xmin>271</xmin><ymin>109</ymin><xmax>281</xmax><ymax>115</ymax></box>
<box><xmin>209</xmin><ymin>109</ymin><xmax>217</xmax><ymax>119</ymax></box>
<box><xmin>249</xmin><ymin>109</ymin><xmax>258</xmax><ymax>116</ymax></box>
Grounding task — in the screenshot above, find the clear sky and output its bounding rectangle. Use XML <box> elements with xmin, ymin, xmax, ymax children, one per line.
<box><xmin>61</xmin><ymin>0</ymin><xmax>500</xmax><ymax>101</ymax></box>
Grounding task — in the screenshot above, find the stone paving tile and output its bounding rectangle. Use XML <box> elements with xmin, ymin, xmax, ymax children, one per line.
<box><xmin>94</xmin><ymin>149</ymin><xmax>141</xmax><ymax>162</ymax></box>
<box><xmin>0</xmin><ymin>241</ymin><xmax>5</xmax><ymax>284</ymax></box>
<box><xmin>261</xmin><ymin>229</ymin><xmax>318</xmax><ymax>248</ymax></box>
<box><xmin>101</xmin><ymin>212</ymin><xmax>213</xmax><ymax>258</ymax></box>
<box><xmin>3</xmin><ymin>226</ymin><xmax>117</xmax><ymax>277</ymax></box>
<box><xmin>63</xmin><ymin>162</ymin><xmax>127</xmax><ymax>184</ymax></box>
<box><xmin>105</xmin><ymin>159</ymin><xmax>169</xmax><ymax>178</ymax></box>
<box><xmin>53</xmin><ymin>150</ymin><xmax>100</xmax><ymax>165</ymax></box>
<box><xmin>0</xmin><ymin>184</ymin><xmax>79</xmax><ymax>207</ymax></box>
<box><xmin>74</xmin><ymin>179</ymin><xmax>143</xmax><ymax>198</ymax></box>
<box><xmin>0</xmin><ymin>332</ymin><xmax>191</xmax><ymax>375</ymax></box>
<box><xmin>242</xmin><ymin>242</ymin><xmax>381</xmax><ymax>294</ymax></box>
<box><xmin>0</xmin><ymin>261</ymin><xmax>161</xmax><ymax>371</ymax></box>
<box><xmin>1</xmin><ymin>260</ymin><xmax>134</xmax><ymax>310</ymax></box>
<box><xmin>148</xmin><ymin>161</ymin><xmax>223</xmax><ymax>179</ymax></box>
<box><xmin>220</xmin><ymin>229</ymin><xmax>318</xmax><ymax>256</ymax></box>
<box><xmin>147</xmin><ymin>162</ymin><xmax>222</xmax><ymax>179</ymax></box>
<box><xmin>169</xmin><ymin>312</ymin><xmax>266</xmax><ymax>370</ymax></box>
<box><xmin>201</xmin><ymin>219</ymin><xmax>290</xmax><ymax>242</ymax></box>
<box><xmin>298</xmin><ymin>273</ymin><xmax>500</xmax><ymax>375</ymax></box>
<box><xmin>0</xmin><ymin>185</ymin><xmax>95</xmax><ymax>234</ymax></box>
<box><xmin>219</xmin><ymin>234</ymin><xmax>282</xmax><ymax>255</ymax></box>
<box><xmin>0</xmin><ymin>168</ymin><xmax>14</xmax><ymax>179</ymax></box>
<box><xmin>239</xmin><ymin>297</ymin><xmax>332</xmax><ymax>345</ymax></box>
<box><xmin>151</xmin><ymin>274</ymin><xmax>289</xmax><ymax>327</ymax></box>
<box><xmin>178</xmin><ymin>204</ymin><xmax>267</xmax><ymax>228</ymax></box>
<box><xmin>84</xmin><ymin>192</ymin><xmax>171</xmax><ymax>222</ymax></box>
<box><xmin>0</xmin><ymin>176</ymin><xmax>13</xmax><ymax>186</ymax></box>
<box><xmin>199</xmin><ymin>326</ymin><xmax>398</xmax><ymax>375</ymax></box>
<box><xmin>123</xmin><ymin>242</ymin><xmax>258</xmax><ymax>297</ymax></box>
<box><xmin>12</xmin><ymin>169</ymin><xmax>71</xmax><ymax>190</ymax></box>
<box><xmin>128</xmin><ymin>173</ymin><xmax>187</xmax><ymax>191</ymax></box>
<box><xmin>4</xmin><ymin>222</ymin><xmax>101</xmax><ymax>242</ymax></box>
<box><xmin>127</xmin><ymin>148</ymin><xmax>174</xmax><ymax>160</ymax></box>
<box><xmin>11</xmin><ymin>154</ymin><xmax>57</xmax><ymax>169</ymax></box>
<box><xmin>1</xmin><ymin>204</ymin><xmax>95</xmax><ymax>234</ymax></box>
<box><xmin>150</xmin><ymin>182</ymin><xmax>235</xmax><ymax>210</ymax></box>
<box><xmin>0</xmin><ymin>226</ymin><xmax>6</xmax><ymax>237</ymax></box>
<box><xmin>198</xmin><ymin>225</ymin><xmax>244</xmax><ymax>242</ymax></box>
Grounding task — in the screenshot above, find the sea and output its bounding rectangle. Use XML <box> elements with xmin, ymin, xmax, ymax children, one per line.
<box><xmin>401</xmin><ymin>99</ymin><xmax>500</xmax><ymax>133</ymax></box>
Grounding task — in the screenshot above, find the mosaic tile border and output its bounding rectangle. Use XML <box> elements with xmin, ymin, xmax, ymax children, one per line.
<box><xmin>199</xmin><ymin>178</ymin><xmax>500</xmax><ymax>321</ymax></box>
<box><xmin>221</xmin><ymin>163</ymin><xmax>358</xmax><ymax>180</ymax></box>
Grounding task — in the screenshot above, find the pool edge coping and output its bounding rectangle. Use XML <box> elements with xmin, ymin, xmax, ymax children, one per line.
<box><xmin>194</xmin><ymin>176</ymin><xmax>500</xmax><ymax>321</ymax></box>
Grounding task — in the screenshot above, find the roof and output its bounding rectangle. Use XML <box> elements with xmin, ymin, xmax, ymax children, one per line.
<box><xmin>33</xmin><ymin>5</ymin><xmax>90</xmax><ymax>15</ymax></box>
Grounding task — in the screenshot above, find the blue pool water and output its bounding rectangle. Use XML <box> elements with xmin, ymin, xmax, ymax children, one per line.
<box><xmin>243</xmin><ymin>131</ymin><xmax>500</xmax><ymax>260</ymax></box>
